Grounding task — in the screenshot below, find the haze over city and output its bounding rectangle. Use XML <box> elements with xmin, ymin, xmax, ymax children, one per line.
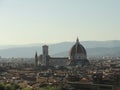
<box><xmin>0</xmin><ymin>0</ymin><xmax>120</xmax><ymax>45</ymax></box>
<box><xmin>0</xmin><ymin>1</ymin><xmax>120</xmax><ymax>90</ymax></box>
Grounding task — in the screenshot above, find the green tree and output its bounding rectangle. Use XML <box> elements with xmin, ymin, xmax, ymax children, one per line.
<box><xmin>5</xmin><ymin>84</ymin><xmax>12</xmax><ymax>90</ymax></box>
<box><xmin>22</xmin><ymin>87</ymin><xmax>32</xmax><ymax>90</ymax></box>
<box><xmin>0</xmin><ymin>83</ymin><xmax>5</xmax><ymax>90</ymax></box>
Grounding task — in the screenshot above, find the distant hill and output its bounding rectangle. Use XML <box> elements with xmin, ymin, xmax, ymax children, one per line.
<box><xmin>53</xmin><ymin>47</ymin><xmax>120</xmax><ymax>57</ymax></box>
<box><xmin>0</xmin><ymin>40</ymin><xmax>120</xmax><ymax>58</ymax></box>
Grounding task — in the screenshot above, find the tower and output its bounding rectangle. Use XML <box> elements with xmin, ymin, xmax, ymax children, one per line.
<box><xmin>35</xmin><ymin>52</ymin><xmax>38</xmax><ymax>67</ymax></box>
<box><xmin>42</xmin><ymin>45</ymin><xmax>48</xmax><ymax>56</ymax></box>
<box><xmin>42</xmin><ymin>45</ymin><xmax>49</xmax><ymax>66</ymax></box>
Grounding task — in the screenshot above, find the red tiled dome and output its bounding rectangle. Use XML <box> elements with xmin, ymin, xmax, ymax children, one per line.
<box><xmin>69</xmin><ymin>38</ymin><xmax>87</xmax><ymax>58</ymax></box>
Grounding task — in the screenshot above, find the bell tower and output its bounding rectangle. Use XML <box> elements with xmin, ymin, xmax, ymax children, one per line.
<box><xmin>42</xmin><ymin>45</ymin><xmax>49</xmax><ymax>66</ymax></box>
<box><xmin>42</xmin><ymin>45</ymin><xmax>48</xmax><ymax>56</ymax></box>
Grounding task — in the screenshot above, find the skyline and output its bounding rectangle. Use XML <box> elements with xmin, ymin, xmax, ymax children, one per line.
<box><xmin>0</xmin><ymin>0</ymin><xmax>120</xmax><ymax>45</ymax></box>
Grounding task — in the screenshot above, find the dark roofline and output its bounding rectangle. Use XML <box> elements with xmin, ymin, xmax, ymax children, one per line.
<box><xmin>50</xmin><ymin>57</ymin><xmax>68</xmax><ymax>59</ymax></box>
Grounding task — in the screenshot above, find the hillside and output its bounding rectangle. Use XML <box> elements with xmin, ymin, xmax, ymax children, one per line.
<box><xmin>0</xmin><ymin>40</ymin><xmax>120</xmax><ymax>58</ymax></box>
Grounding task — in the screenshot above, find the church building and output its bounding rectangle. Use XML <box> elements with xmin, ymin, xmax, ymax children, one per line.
<box><xmin>35</xmin><ymin>38</ymin><xmax>90</xmax><ymax>67</ymax></box>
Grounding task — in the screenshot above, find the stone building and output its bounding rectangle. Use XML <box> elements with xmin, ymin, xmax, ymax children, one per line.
<box><xmin>68</xmin><ymin>38</ymin><xmax>90</xmax><ymax>66</ymax></box>
<box><xmin>35</xmin><ymin>38</ymin><xmax>90</xmax><ymax>67</ymax></box>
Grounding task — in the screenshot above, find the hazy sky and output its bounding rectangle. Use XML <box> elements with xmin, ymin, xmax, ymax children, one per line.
<box><xmin>0</xmin><ymin>0</ymin><xmax>120</xmax><ymax>45</ymax></box>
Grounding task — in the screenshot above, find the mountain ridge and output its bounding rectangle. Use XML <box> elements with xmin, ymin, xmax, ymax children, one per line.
<box><xmin>0</xmin><ymin>40</ymin><xmax>120</xmax><ymax>58</ymax></box>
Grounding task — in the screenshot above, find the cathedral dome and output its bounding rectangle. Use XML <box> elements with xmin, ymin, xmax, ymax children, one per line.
<box><xmin>69</xmin><ymin>38</ymin><xmax>87</xmax><ymax>58</ymax></box>
<box><xmin>68</xmin><ymin>38</ymin><xmax>90</xmax><ymax>66</ymax></box>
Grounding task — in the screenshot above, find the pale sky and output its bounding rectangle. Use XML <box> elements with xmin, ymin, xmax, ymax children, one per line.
<box><xmin>0</xmin><ymin>0</ymin><xmax>120</xmax><ymax>45</ymax></box>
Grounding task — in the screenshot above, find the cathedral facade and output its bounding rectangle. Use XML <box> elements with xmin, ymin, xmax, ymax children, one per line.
<box><xmin>35</xmin><ymin>38</ymin><xmax>90</xmax><ymax>67</ymax></box>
